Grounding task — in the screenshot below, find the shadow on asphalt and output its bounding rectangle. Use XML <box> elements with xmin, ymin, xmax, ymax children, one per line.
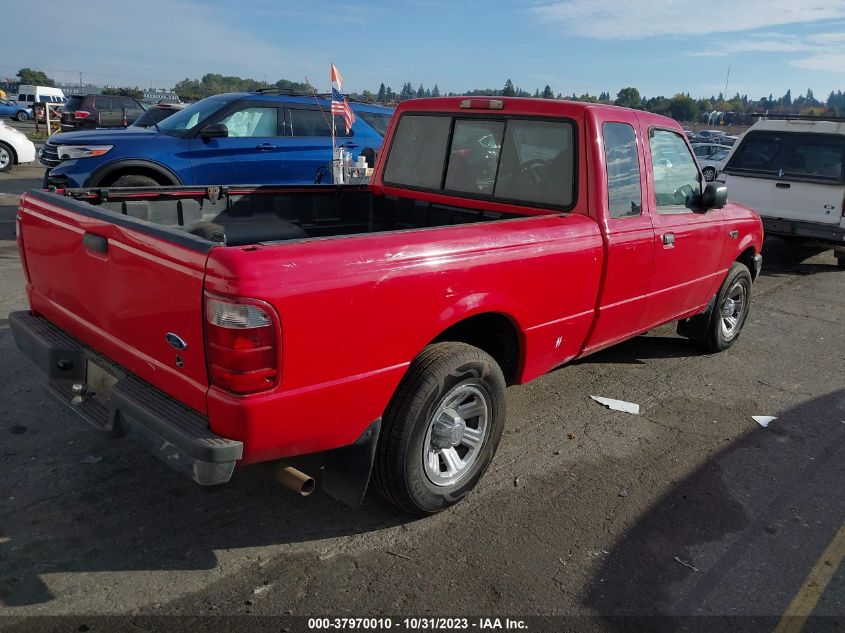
<box><xmin>0</xmin><ymin>324</ymin><xmax>410</xmax><ymax>607</ymax></box>
<box><xmin>760</xmin><ymin>236</ymin><xmax>841</xmax><ymax>277</ymax></box>
<box><xmin>584</xmin><ymin>389</ymin><xmax>845</xmax><ymax>630</ymax></box>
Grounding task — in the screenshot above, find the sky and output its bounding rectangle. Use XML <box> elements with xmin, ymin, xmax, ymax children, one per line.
<box><xmin>4</xmin><ymin>0</ymin><xmax>845</xmax><ymax>101</ymax></box>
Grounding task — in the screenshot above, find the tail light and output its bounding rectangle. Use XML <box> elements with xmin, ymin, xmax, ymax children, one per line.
<box><xmin>74</xmin><ymin>111</ymin><xmax>91</xmax><ymax>120</ymax></box>
<box><xmin>205</xmin><ymin>294</ymin><xmax>280</xmax><ymax>395</ymax></box>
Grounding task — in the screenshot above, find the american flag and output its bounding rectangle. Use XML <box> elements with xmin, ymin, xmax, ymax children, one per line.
<box><xmin>331</xmin><ymin>86</ymin><xmax>356</xmax><ymax>134</ymax></box>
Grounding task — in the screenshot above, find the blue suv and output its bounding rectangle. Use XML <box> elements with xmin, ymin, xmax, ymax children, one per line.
<box><xmin>40</xmin><ymin>91</ymin><xmax>394</xmax><ymax>188</ymax></box>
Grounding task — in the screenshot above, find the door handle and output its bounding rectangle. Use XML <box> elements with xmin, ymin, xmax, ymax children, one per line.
<box><xmin>343</xmin><ymin>141</ymin><xmax>359</xmax><ymax>148</ymax></box>
<box><xmin>255</xmin><ymin>143</ymin><xmax>275</xmax><ymax>151</ymax></box>
<box><xmin>83</xmin><ymin>233</ymin><xmax>108</xmax><ymax>254</ymax></box>
<box><xmin>662</xmin><ymin>232</ymin><xmax>675</xmax><ymax>247</ymax></box>
<box><xmin>775</xmin><ymin>182</ymin><xmax>790</xmax><ymax>189</ymax></box>
<box><xmin>729</xmin><ymin>230</ymin><xmax>740</xmax><ymax>239</ymax></box>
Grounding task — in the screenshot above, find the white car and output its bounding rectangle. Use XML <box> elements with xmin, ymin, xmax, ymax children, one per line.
<box><xmin>0</xmin><ymin>121</ymin><xmax>37</xmax><ymax>172</ymax></box>
<box><xmin>722</xmin><ymin>116</ymin><xmax>845</xmax><ymax>268</ymax></box>
<box><xmin>698</xmin><ymin>148</ymin><xmax>731</xmax><ymax>182</ymax></box>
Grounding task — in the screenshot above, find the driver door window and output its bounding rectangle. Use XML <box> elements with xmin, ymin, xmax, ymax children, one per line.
<box><xmin>649</xmin><ymin>129</ymin><xmax>700</xmax><ymax>213</ymax></box>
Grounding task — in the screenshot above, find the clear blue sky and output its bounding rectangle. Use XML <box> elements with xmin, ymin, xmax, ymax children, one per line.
<box><xmin>5</xmin><ymin>0</ymin><xmax>845</xmax><ymax>101</ymax></box>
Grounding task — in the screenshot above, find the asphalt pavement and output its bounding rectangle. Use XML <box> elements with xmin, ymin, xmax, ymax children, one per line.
<box><xmin>0</xmin><ymin>158</ymin><xmax>842</xmax><ymax>632</ymax></box>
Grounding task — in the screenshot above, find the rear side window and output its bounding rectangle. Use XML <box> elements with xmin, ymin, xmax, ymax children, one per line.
<box><xmin>384</xmin><ymin>114</ymin><xmax>576</xmax><ymax>209</ymax></box>
<box><xmin>65</xmin><ymin>96</ymin><xmax>84</xmax><ymax>111</ymax></box>
<box><xmin>602</xmin><ymin>122</ymin><xmax>642</xmax><ymax>218</ymax></box>
<box><xmin>287</xmin><ymin>108</ymin><xmax>352</xmax><ymax>137</ymax></box>
<box><xmin>93</xmin><ymin>96</ymin><xmax>113</xmax><ymax>110</ymax></box>
<box><xmin>727</xmin><ymin>131</ymin><xmax>845</xmax><ymax>183</ymax></box>
<box><xmin>357</xmin><ymin>111</ymin><xmax>392</xmax><ymax>136</ymax></box>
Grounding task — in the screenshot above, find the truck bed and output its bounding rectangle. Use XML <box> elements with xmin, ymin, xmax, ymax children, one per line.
<box><xmin>54</xmin><ymin>184</ymin><xmax>532</xmax><ymax>247</ymax></box>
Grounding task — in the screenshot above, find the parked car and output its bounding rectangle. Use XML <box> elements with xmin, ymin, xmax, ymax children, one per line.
<box><xmin>691</xmin><ymin>142</ymin><xmax>732</xmax><ymax>160</ymax></box>
<box><xmin>698</xmin><ymin>147</ymin><xmax>731</xmax><ymax>181</ymax></box>
<box><xmin>722</xmin><ymin>116</ymin><xmax>845</xmax><ymax>268</ymax></box>
<box><xmin>0</xmin><ymin>120</ymin><xmax>37</xmax><ymax>172</ymax></box>
<box><xmin>41</xmin><ymin>91</ymin><xmax>394</xmax><ymax>188</ymax></box>
<box><xmin>131</xmin><ymin>102</ymin><xmax>186</xmax><ymax>128</ymax></box>
<box><xmin>60</xmin><ymin>94</ymin><xmax>145</xmax><ymax>130</ymax></box>
<box><xmin>694</xmin><ymin>129</ymin><xmax>726</xmax><ymax>143</ymax></box>
<box><xmin>0</xmin><ymin>99</ymin><xmax>32</xmax><ymax>122</ymax></box>
<box><xmin>12</xmin><ymin>97</ymin><xmax>763</xmax><ymax>515</ymax></box>
<box><xmin>719</xmin><ymin>134</ymin><xmax>738</xmax><ymax>146</ymax></box>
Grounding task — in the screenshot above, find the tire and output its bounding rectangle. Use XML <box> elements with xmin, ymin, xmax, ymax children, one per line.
<box><xmin>108</xmin><ymin>174</ymin><xmax>160</xmax><ymax>188</ymax></box>
<box><xmin>836</xmin><ymin>255</ymin><xmax>845</xmax><ymax>270</ymax></box>
<box><xmin>373</xmin><ymin>342</ymin><xmax>507</xmax><ymax>516</ymax></box>
<box><xmin>15</xmin><ymin>110</ymin><xmax>29</xmax><ymax>122</ymax></box>
<box><xmin>700</xmin><ymin>262</ymin><xmax>753</xmax><ymax>353</ymax></box>
<box><xmin>702</xmin><ymin>166</ymin><xmax>717</xmax><ymax>182</ymax></box>
<box><xmin>0</xmin><ymin>142</ymin><xmax>13</xmax><ymax>172</ymax></box>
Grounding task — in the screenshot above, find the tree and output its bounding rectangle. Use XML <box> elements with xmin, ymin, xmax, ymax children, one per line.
<box><xmin>668</xmin><ymin>93</ymin><xmax>698</xmax><ymax>122</ymax></box>
<box><xmin>614</xmin><ymin>86</ymin><xmax>641</xmax><ymax>109</ymax></box>
<box><xmin>416</xmin><ymin>83</ymin><xmax>425</xmax><ymax>98</ymax></box>
<box><xmin>377</xmin><ymin>83</ymin><xmax>387</xmax><ymax>103</ymax></box>
<box><xmin>399</xmin><ymin>82</ymin><xmax>415</xmax><ymax>101</ymax></box>
<box><xmin>783</xmin><ymin>89</ymin><xmax>792</xmax><ymax>108</ymax></box>
<box><xmin>542</xmin><ymin>85</ymin><xmax>554</xmax><ymax>99</ymax></box>
<box><xmin>431</xmin><ymin>84</ymin><xmax>440</xmax><ymax>97</ymax></box>
<box><xmin>502</xmin><ymin>79</ymin><xmax>516</xmax><ymax>97</ymax></box>
<box><xmin>102</xmin><ymin>87</ymin><xmax>144</xmax><ymax>100</ymax></box>
<box><xmin>17</xmin><ymin>68</ymin><xmax>54</xmax><ymax>86</ymax></box>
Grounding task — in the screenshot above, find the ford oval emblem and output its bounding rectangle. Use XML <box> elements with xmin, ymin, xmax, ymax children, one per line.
<box><xmin>165</xmin><ymin>333</ymin><xmax>188</xmax><ymax>350</ymax></box>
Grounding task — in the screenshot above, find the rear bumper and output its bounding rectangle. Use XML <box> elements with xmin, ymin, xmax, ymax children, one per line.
<box><xmin>762</xmin><ymin>216</ymin><xmax>845</xmax><ymax>246</ymax></box>
<box><xmin>9</xmin><ymin>311</ymin><xmax>243</xmax><ymax>485</ymax></box>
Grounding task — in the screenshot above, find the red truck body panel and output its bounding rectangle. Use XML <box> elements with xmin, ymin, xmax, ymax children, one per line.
<box><xmin>14</xmin><ymin>97</ymin><xmax>764</xmax><ymax>470</ymax></box>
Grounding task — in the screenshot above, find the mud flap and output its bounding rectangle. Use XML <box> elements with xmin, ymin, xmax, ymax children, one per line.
<box><xmin>677</xmin><ymin>295</ymin><xmax>716</xmax><ymax>342</ymax></box>
<box><xmin>321</xmin><ymin>418</ymin><xmax>381</xmax><ymax>508</ymax></box>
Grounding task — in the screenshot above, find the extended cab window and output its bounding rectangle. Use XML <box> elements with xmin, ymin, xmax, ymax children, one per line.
<box><xmin>726</xmin><ymin>131</ymin><xmax>844</xmax><ymax>183</ymax></box>
<box><xmin>649</xmin><ymin>129</ymin><xmax>700</xmax><ymax>211</ymax></box>
<box><xmin>384</xmin><ymin>114</ymin><xmax>576</xmax><ymax>208</ymax></box>
<box><xmin>602</xmin><ymin>122</ymin><xmax>642</xmax><ymax>218</ymax></box>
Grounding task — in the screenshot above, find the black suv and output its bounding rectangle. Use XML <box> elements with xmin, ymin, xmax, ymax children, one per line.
<box><xmin>61</xmin><ymin>94</ymin><xmax>144</xmax><ymax>130</ymax></box>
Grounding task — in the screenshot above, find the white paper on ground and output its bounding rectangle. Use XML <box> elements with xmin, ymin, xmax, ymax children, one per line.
<box><xmin>590</xmin><ymin>396</ymin><xmax>640</xmax><ymax>415</ymax></box>
<box><xmin>752</xmin><ymin>415</ymin><xmax>777</xmax><ymax>428</ymax></box>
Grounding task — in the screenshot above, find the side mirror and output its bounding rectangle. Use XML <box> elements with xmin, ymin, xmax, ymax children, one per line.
<box><xmin>700</xmin><ymin>182</ymin><xmax>727</xmax><ymax>209</ymax></box>
<box><xmin>201</xmin><ymin>123</ymin><xmax>229</xmax><ymax>140</ymax></box>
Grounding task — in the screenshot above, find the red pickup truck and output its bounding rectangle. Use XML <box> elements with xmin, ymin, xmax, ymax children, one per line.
<box><xmin>11</xmin><ymin>97</ymin><xmax>763</xmax><ymax>515</ymax></box>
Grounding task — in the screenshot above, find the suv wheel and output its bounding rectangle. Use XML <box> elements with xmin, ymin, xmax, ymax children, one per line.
<box><xmin>109</xmin><ymin>175</ymin><xmax>160</xmax><ymax>187</ymax></box>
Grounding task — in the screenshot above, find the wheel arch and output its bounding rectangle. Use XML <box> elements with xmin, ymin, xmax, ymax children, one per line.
<box><xmin>735</xmin><ymin>245</ymin><xmax>757</xmax><ymax>273</ymax></box>
<box><xmin>429</xmin><ymin>311</ymin><xmax>523</xmax><ymax>386</ymax></box>
<box><xmin>88</xmin><ymin>160</ymin><xmax>182</xmax><ymax>187</ymax></box>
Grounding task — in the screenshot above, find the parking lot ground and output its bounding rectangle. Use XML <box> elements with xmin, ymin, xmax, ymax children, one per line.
<box><xmin>0</xmin><ymin>163</ymin><xmax>842</xmax><ymax>631</ymax></box>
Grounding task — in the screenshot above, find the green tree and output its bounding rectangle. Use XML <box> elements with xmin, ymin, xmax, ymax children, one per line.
<box><xmin>542</xmin><ymin>85</ymin><xmax>554</xmax><ymax>99</ymax></box>
<box><xmin>783</xmin><ymin>89</ymin><xmax>792</xmax><ymax>108</ymax></box>
<box><xmin>668</xmin><ymin>93</ymin><xmax>698</xmax><ymax>121</ymax></box>
<box><xmin>416</xmin><ymin>83</ymin><xmax>425</xmax><ymax>98</ymax></box>
<box><xmin>614</xmin><ymin>86</ymin><xmax>641</xmax><ymax>109</ymax></box>
<box><xmin>399</xmin><ymin>82</ymin><xmax>415</xmax><ymax>101</ymax></box>
<box><xmin>502</xmin><ymin>79</ymin><xmax>516</xmax><ymax>97</ymax></box>
<box><xmin>377</xmin><ymin>83</ymin><xmax>387</xmax><ymax>103</ymax></box>
<box><xmin>431</xmin><ymin>84</ymin><xmax>440</xmax><ymax>97</ymax></box>
<box><xmin>17</xmin><ymin>68</ymin><xmax>54</xmax><ymax>86</ymax></box>
<box><xmin>102</xmin><ymin>87</ymin><xmax>145</xmax><ymax>100</ymax></box>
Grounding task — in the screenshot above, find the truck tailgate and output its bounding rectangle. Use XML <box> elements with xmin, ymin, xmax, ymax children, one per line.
<box><xmin>18</xmin><ymin>190</ymin><xmax>214</xmax><ymax>413</ymax></box>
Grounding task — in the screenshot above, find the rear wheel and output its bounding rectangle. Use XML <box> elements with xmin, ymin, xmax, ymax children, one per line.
<box><xmin>373</xmin><ymin>342</ymin><xmax>506</xmax><ymax>515</ymax></box>
<box><xmin>108</xmin><ymin>174</ymin><xmax>160</xmax><ymax>187</ymax></box>
<box><xmin>702</xmin><ymin>166</ymin><xmax>717</xmax><ymax>181</ymax></box>
<box><xmin>0</xmin><ymin>142</ymin><xmax>13</xmax><ymax>172</ymax></box>
<box><xmin>15</xmin><ymin>110</ymin><xmax>28</xmax><ymax>122</ymax></box>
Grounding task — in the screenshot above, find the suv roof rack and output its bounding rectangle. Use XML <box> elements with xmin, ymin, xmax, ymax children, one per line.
<box><xmin>252</xmin><ymin>87</ymin><xmax>325</xmax><ymax>97</ymax></box>
<box><xmin>751</xmin><ymin>113</ymin><xmax>845</xmax><ymax>123</ymax></box>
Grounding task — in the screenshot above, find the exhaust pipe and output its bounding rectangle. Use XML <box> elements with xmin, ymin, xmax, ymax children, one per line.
<box><xmin>275</xmin><ymin>465</ymin><xmax>315</xmax><ymax>496</ymax></box>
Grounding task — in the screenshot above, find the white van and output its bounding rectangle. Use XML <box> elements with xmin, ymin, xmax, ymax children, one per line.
<box><xmin>722</xmin><ymin>116</ymin><xmax>845</xmax><ymax>268</ymax></box>
<box><xmin>16</xmin><ymin>85</ymin><xmax>66</xmax><ymax>109</ymax></box>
